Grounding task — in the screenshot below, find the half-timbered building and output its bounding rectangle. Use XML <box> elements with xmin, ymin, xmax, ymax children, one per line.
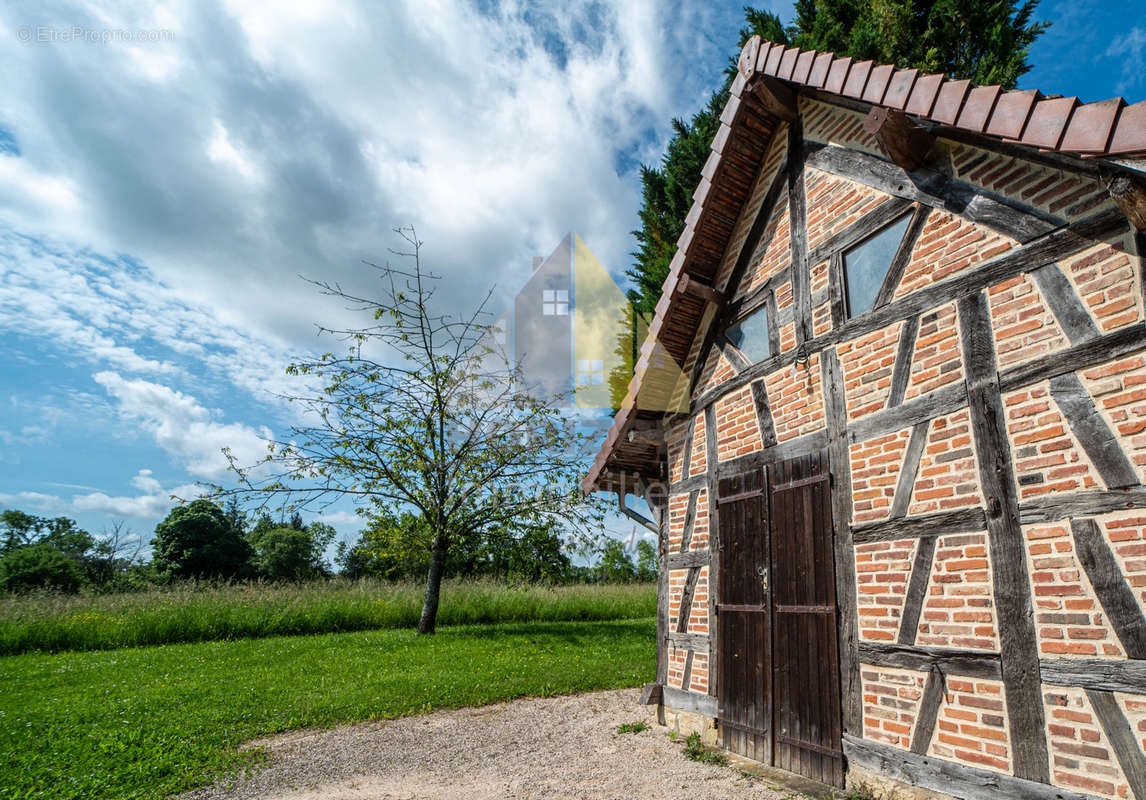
<box><xmin>584</xmin><ymin>36</ymin><xmax>1146</xmax><ymax>800</ymax></box>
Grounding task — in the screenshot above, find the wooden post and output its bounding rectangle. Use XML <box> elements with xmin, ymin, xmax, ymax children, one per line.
<box><xmin>958</xmin><ymin>290</ymin><xmax>1050</xmax><ymax>783</ymax></box>
<box><xmin>863</xmin><ymin>107</ymin><xmax>936</xmax><ymax>172</ymax></box>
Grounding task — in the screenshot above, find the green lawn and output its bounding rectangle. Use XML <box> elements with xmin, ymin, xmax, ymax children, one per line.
<box><xmin>0</xmin><ymin>618</ymin><xmax>656</xmax><ymax>800</ymax></box>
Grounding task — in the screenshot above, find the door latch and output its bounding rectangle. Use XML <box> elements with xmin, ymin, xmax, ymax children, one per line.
<box><xmin>757</xmin><ymin>565</ymin><xmax>768</xmax><ymax>593</ymax></box>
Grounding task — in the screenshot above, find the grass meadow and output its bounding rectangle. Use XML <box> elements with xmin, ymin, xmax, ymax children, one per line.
<box><xmin>0</xmin><ymin>579</ymin><xmax>656</xmax><ymax>655</ymax></box>
<box><xmin>0</xmin><ymin>617</ymin><xmax>656</xmax><ymax>800</ymax></box>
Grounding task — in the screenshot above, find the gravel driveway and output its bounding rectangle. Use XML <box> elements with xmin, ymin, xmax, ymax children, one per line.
<box><xmin>182</xmin><ymin>689</ymin><xmax>810</xmax><ymax>800</ymax></box>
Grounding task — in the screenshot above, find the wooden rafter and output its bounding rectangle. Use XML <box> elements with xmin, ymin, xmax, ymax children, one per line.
<box><xmin>863</xmin><ymin>107</ymin><xmax>936</xmax><ymax>172</ymax></box>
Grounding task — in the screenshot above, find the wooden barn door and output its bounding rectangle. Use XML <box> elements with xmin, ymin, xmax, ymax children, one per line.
<box><xmin>768</xmin><ymin>450</ymin><xmax>843</xmax><ymax>787</ymax></box>
<box><xmin>716</xmin><ymin>467</ymin><xmax>772</xmax><ymax>764</ymax></box>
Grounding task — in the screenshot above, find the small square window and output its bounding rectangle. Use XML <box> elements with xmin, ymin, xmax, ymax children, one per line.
<box><xmin>726</xmin><ymin>304</ymin><xmax>770</xmax><ymax>363</ymax></box>
<box><xmin>576</xmin><ymin>358</ymin><xmax>604</xmax><ymax>386</ymax></box>
<box><xmin>843</xmin><ymin>214</ymin><xmax>912</xmax><ymax>317</ymax></box>
<box><xmin>542</xmin><ymin>288</ymin><xmax>569</xmax><ymax>316</ymax></box>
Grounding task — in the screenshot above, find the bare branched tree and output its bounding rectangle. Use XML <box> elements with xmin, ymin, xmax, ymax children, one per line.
<box><xmin>211</xmin><ymin>227</ymin><xmax>603</xmax><ymax>633</ymax></box>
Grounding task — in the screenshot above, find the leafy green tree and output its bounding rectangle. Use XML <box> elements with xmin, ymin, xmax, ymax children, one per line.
<box><xmin>151</xmin><ymin>500</ymin><xmax>251</xmax><ymax>580</ymax></box>
<box><xmin>635</xmin><ymin>539</ymin><xmax>658</xmax><ymax>582</ymax></box>
<box><xmin>248</xmin><ymin>527</ymin><xmax>322</xmax><ymax>581</ymax></box>
<box><xmin>0</xmin><ymin>544</ymin><xmax>83</xmax><ymax>593</ymax></box>
<box><xmin>790</xmin><ymin>0</ymin><xmax>1047</xmax><ymax>88</ymax></box>
<box><xmin>217</xmin><ymin>229</ymin><xmax>601</xmax><ymax>632</ymax></box>
<box><xmin>597</xmin><ymin>539</ymin><xmax>638</xmax><ymax>583</ymax></box>
<box><xmin>624</xmin><ymin>3</ymin><xmax>1047</xmax><ymax>320</ymax></box>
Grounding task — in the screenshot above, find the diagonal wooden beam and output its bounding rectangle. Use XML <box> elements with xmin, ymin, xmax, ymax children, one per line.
<box><xmin>958</xmin><ymin>289</ymin><xmax>1049</xmax><ymax>783</ymax></box>
<box><xmin>718</xmin><ymin>334</ymin><xmax>752</xmax><ymax>373</ymax></box>
<box><xmin>1071</xmin><ymin>518</ymin><xmax>1146</xmax><ymax>659</ymax></box>
<box><xmin>829</xmin><ymin>250</ymin><xmax>847</xmax><ymax>329</ymax></box>
<box><xmin>910</xmin><ymin>665</ymin><xmax>947</xmax><ymax>755</ymax></box>
<box><xmin>890</xmin><ymin>420</ymin><xmax>929</xmax><ymax>521</ymax></box>
<box><xmin>1086</xmin><ymin>689</ymin><xmax>1146</xmax><ymax>799</ymax></box>
<box><xmin>681</xmin><ymin>647</ymin><xmax>695</xmax><ymax>691</ymax></box>
<box><xmin>1030</xmin><ymin>263</ymin><xmax>1100</xmax><ymax>344</ymax></box>
<box><xmin>897</xmin><ymin>534</ymin><xmax>937</xmax><ymax>646</ymax></box>
<box><xmin>804</xmin><ymin>142</ymin><xmax>1061</xmax><ymax>243</ymax></box>
<box><xmin>1050</xmin><ymin>373</ymin><xmax>1139</xmax><ymax>489</ymax></box>
<box><xmin>676</xmin><ymin>566</ymin><xmax>702</xmax><ymax>634</ymax></box>
<box><xmin>887</xmin><ymin>315</ymin><xmax>921</xmax><ymax>408</ymax></box>
<box><xmin>678</xmin><ymin>490</ymin><xmax>698</xmax><ymax>554</ymax></box>
<box><xmin>750</xmin><ymin>379</ymin><xmax>778</xmax><ymax>449</ymax></box>
<box><xmin>679</xmin><ymin>414</ymin><xmax>696</xmax><ymax>479</ymax></box>
<box><xmin>873</xmin><ymin>204</ymin><xmax>930</xmax><ymax>310</ymax></box>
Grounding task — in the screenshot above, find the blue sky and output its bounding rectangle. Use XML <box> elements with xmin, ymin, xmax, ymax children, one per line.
<box><xmin>0</xmin><ymin>1</ymin><xmax>1143</xmax><ymax>555</ymax></box>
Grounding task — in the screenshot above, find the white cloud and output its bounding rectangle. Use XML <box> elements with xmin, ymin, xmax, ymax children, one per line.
<box><xmin>93</xmin><ymin>371</ymin><xmax>272</xmax><ymax>478</ymax></box>
<box><xmin>0</xmin><ymin>0</ymin><xmax>745</xmax><ymax>352</ymax></box>
<box><xmin>314</xmin><ymin>509</ymin><xmax>363</xmax><ymax>527</ymax></box>
<box><xmin>72</xmin><ymin>472</ymin><xmax>203</xmax><ymax>519</ymax></box>
<box><xmin>1107</xmin><ymin>27</ymin><xmax>1146</xmax><ymax>94</ymax></box>
<box><xmin>0</xmin><ymin>491</ymin><xmax>64</xmax><ymax>511</ymax></box>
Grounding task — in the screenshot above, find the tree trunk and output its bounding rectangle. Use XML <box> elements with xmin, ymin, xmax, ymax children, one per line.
<box><xmin>417</xmin><ymin>535</ymin><xmax>448</xmax><ymax>634</ymax></box>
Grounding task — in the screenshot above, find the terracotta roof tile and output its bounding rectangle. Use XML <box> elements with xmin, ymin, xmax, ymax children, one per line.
<box><xmin>883</xmin><ymin>68</ymin><xmax>918</xmax><ymax>110</ymax></box>
<box><xmin>808</xmin><ymin>52</ymin><xmax>834</xmax><ymax>88</ymax></box>
<box><xmin>719</xmin><ymin>91</ymin><xmax>741</xmax><ymax>125</ymax></box>
<box><xmin>763</xmin><ymin>43</ymin><xmax>785</xmax><ymax>76</ymax></box>
<box><xmin>1109</xmin><ymin>100</ymin><xmax>1146</xmax><ymax>155</ymax></box>
<box><xmin>931</xmin><ymin>79</ymin><xmax>971</xmax><ymax>124</ymax></box>
<box><xmin>1021</xmin><ymin>96</ymin><xmax>1077</xmax><ymax>149</ymax></box>
<box><xmin>843</xmin><ymin>59</ymin><xmax>873</xmax><ymax>98</ymax></box>
<box><xmin>985</xmin><ymin>89</ymin><xmax>1039</xmax><ymax>139</ymax></box>
<box><xmin>956</xmin><ymin>85</ymin><xmax>1002</xmax><ymax>132</ymax></box>
<box><xmin>779</xmin><ymin>46</ymin><xmax>800</xmax><ymax>80</ymax></box>
<box><xmin>905</xmin><ymin>73</ymin><xmax>944</xmax><ymax>116</ymax></box>
<box><xmin>793</xmin><ymin>50</ymin><xmax>815</xmax><ymax>84</ymax></box>
<box><xmin>1060</xmin><ymin>97</ymin><xmax>1123</xmax><ymax>153</ymax></box>
<box><xmin>824</xmin><ymin>56</ymin><xmax>852</xmax><ymax>94</ymax></box>
<box><xmin>863</xmin><ymin>64</ymin><xmax>895</xmax><ymax>105</ymax></box>
<box><xmin>700</xmin><ymin>151</ymin><xmax>720</xmax><ymax>181</ymax></box>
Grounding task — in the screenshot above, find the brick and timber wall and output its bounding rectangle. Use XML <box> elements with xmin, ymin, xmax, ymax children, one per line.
<box><xmin>651</xmin><ymin>93</ymin><xmax>1146</xmax><ymax>800</ymax></box>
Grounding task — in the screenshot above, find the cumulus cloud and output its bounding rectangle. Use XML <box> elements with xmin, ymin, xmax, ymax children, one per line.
<box><xmin>0</xmin><ymin>491</ymin><xmax>64</xmax><ymax>511</ymax></box>
<box><xmin>1107</xmin><ymin>27</ymin><xmax>1146</xmax><ymax>94</ymax></box>
<box><xmin>93</xmin><ymin>371</ymin><xmax>271</xmax><ymax>478</ymax></box>
<box><xmin>71</xmin><ymin>469</ymin><xmax>203</xmax><ymax>519</ymax></box>
<box><xmin>0</xmin><ymin>470</ymin><xmax>199</xmax><ymax>521</ymax></box>
<box><xmin>0</xmin><ymin>0</ymin><xmax>746</xmax><ymax>350</ymax></box>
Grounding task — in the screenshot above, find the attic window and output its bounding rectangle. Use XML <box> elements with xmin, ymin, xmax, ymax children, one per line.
<box><xmin>542</xmin><ymin>289</ymin><xmax>568</xmax><ymax>316</ymax></box>
<box><xmin>843</xmin><ymin>214</ymin><xmax>912</xmax><ymax>317</ymax></box>
<box><xmin>725</xmin><ymin>304</ymin><xmax>770</xmax><ymax>363</ymax></box>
